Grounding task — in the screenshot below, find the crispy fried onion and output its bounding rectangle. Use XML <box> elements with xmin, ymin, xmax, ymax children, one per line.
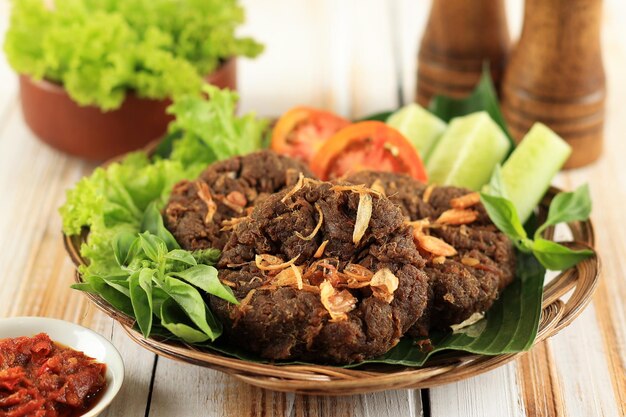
<box><xmin>432</xmin><ymin>256</ymin><xmax>446</xmax><ymax>264</ymax></box>
<box><xmin>461</xmin><ymin>256</ymin><xmax>480</xmax><ymax>266</ymax></box>
<box><xmin>423</xmin><ymin>184</ymin><xmax>436</xmax><ymax>203</ymax></box>
<box><xmin>450</xmin><ymin>192</ymin><xmax>480</xmax><ymax>209</ymax></box>
<box><xmin>407</xmin><ymin>218</ymin><xmax>431</xmax><ymax>235</ymax></box>
<box><xmin>436</xmin><ymin>208</ymin><xmax>478</xmax><ymax>225</ymax></box>
<box><xmin>330</xmin><ymin>183</ymin><xmax>382</xmax><ymax>197</ymax></box>
<box><xmin>314</xmin><ymin>240</ymin><xmax>329</xmax><ymax>258</ymax></box>
<box><xmin>370</xmin><ymin>179</ymin><xmax>386</xmax><ymax>196</ymax></box>
<box><xmin>268</xmin><ymin>264</ymin><xmax>307</xmax><ymax>291</ymax></box>
<box><xmin>370</xmin><ymin>268</ymin><xmax>399</xmax><ymax>303</ymax></box>
<box><xmin>232</xmin><ymin>289</ymin><xmax>257</xmax><ymax>326</ymax></box>
<box><xmin>220</xmin><ymin>191</ymin><xmax>247</xmax><ymax>214</ymax></box>
<box><xmin>410</xmin><ymin>219</ymin><xmax>457</xmax><ymax>257</ymax></box>
<box><xmin>415</xmin><ymin>234</ymin><xmax>457</xmax><ymax>257</ymax></box>
<box><xmin>353</xmin><ymin>193</ymin><xmax>373</xmax><ymax>245</ymax></box>
<box><xmin>221</xmin><ymin>216</ymin><xmax>249</xmax><ymax>231</ymax></box>
<box><xmin>341</xmin><ymin>264</ymin><xmax>374</xmax><ymax>288</ymax></box>
<box><xmin>296</xmin><ymin>203</ymin><xmax>324</xmax><ymax>240</ymax></box>
<box><xmin>320</xmin><ymin>280</ymin><xmax>357</xmax><ymax>322</ymax></box>
<box><xmin>255</xmin><ymin>254</ymin><xmax>300</xmax><ymax>271</ymax></box>
<box><xmin>238</xmin><ymin>289</ymin><xmax>256</xmax><ymax>311</ymax></box>
<box><xmin>281</xmin><ymin>172</ymin><xmax>305</xmax><ymax>203</ymax></box>
<box><xmin>196</xmin><ymin>181</ymin><xmax>217</xmax><ymax>224</ymax></box>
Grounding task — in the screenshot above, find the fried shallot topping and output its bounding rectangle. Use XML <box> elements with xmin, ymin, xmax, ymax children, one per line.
<box><xmin>330</xmin><ymin>183</ymin><xmax>383</xmax><ymax>197</ymax></box>
<box><xmin>238</xmin><ymin>289</ymin><xmax>256</xmax><ymax>311</ymax></box>
<box><xmin>415</xmin><ymin>234</ymin><xmax>458</xmax><ymax>257</ymax></box>
<box><xmin>268</xmin><ymin>265</ymin><xmax>307</xmax><ymax>290</ymax></box>
<box><xmin>222</xmin><ymin>191</ymin><xmax>247</xmax><ymax>213</ymax></box>
<box><xmin>291</xmin><ymin>264</ymin><xmax>304</xmax><ymax>290</ymax></box>
<box><xmin>450</xmin><ymin>192</ymin><xmax>481</xmax><ymax>209</ymax></box>
<box><xmin>435</xmin><ymin>208</ymin><xmax>479</xmax><ymax>225</ymax></box>
<box><xmin>370</xmin><ymin>179</ymin><xmax>386</xmax><ymax>196</ymax></box>
<box><xmin>296</xmin><ymin>203</ymin><xmax>324</xmax><ymax>241</ymax></box>
<box><xmin>221</xmin><ymin>216</ymin><xmax>250</xmax><ymax>231</ymax></box>
<box><xmin>353</xmin><ymin>193</ymin><xmax>373</xmax><ymax>245</ymax></box>
<box><xmin>461</xmin><ymin>257</ymin><xmax>480</xmax><ymax>267</ymax></box>
<box><xmin>370</xmin><ymin>268</ymin><xmax>400</xmax><ymax>303</ymax></box>
<box><xmin>320</xmin><ymin>280</ymin><xmax>357</xmax><ymax>322</ymax></box>
<box><xmin>314</xmin><ymin>240</ymin><xmax>329</xmax><ymax>258</ymax></box>
<box><xmin>281</xmin><ymin>172</ymin><xmax>305</xmax><ymax>203</ymax></box>
<box><xmin>432</xmin><ymin>256</ymin><xmax>446</xmax><ymax>264</ymax></box>
<box><xmin>196</xmin><ymin>181</ymin><xmax>217</xmax><ymax>224</ymax></box>
<box><xmin>423</xmin><ymin>184</ymin><xmax>436</xmax><ymax>203</ymax></box>
<box><xmin>255</xmin><ymin>254</ymin><xmax>300</xmax><ymax>271</ymax></box>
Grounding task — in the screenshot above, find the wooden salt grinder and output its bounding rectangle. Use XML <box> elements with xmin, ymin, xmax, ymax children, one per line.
<box><xmin>416</xmin><ymin>0</ymin><xmax>510</xmax><ymax>106</ymax></box>
<box><xmin>501</xmin><ymin>0</ymin><xmax>605</xmax><ymax>168</ymax></box>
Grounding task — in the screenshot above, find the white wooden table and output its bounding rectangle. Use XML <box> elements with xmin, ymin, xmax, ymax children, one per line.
<box><xmin>1</xmin><ymin>1</ymin><xmax>625</xmax><ymax>416</ymax></box>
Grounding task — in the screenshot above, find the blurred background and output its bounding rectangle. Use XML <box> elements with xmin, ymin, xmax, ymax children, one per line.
<box><xmin>0</xmin><ymin>0</ymin><xmax>572</xmax><ymax>118</ymax></box>
<box><xmin>2</xmin><ymin>0</ymin><xmax>625</xmax><ymax>119</ymax></box>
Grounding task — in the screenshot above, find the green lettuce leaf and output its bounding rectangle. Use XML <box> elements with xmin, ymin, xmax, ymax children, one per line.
<box><xmin>4</xmin><ymin>0</ymin><xmax>263</xmax><ymax>110</ymax></box>
<box><xmin>167</xmin><ymin>85</ymin><xmax>269</xmax><ymax>168</ymax></box>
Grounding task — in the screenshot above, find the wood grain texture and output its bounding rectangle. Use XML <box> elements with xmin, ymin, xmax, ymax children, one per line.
<box><xmin>501</xmin><ymin>0</ymin><xmax>605</xmax><ymax>168</ymax></box>
<box><xmin>430</xmin><ymin>364</ymin><xmax>525</xmax><ymax>417</ymax></box>
<box><xmin>416</xmin><ymin>0</ymin><xmax>510</xmax><ymax>105</ymax></box>
<box><xmin>517</xmin><ymin>341</ymin><xmax>565</xmax><ymax>417</ymax></box>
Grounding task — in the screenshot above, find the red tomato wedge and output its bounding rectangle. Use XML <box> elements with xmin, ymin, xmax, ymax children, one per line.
<box><xmin>310</xmin><ymin>121</ymin><xmax>428</xmax><ymax>181</ymax></box>
<box><xmin>271</xmin><ymin>106</ymin><xmax>350</xmax><ymax>164</ymax></box>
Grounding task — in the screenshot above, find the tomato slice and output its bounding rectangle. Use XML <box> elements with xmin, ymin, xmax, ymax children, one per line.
<box><xmin>310</xmin><ymin>121</ymin><xmax>428</xmax><ymax>182</ymax></box>
<box><xmin>271</xmin><ymin>106</ymin><xmax>350</xmax><ymax>164</ymax></box>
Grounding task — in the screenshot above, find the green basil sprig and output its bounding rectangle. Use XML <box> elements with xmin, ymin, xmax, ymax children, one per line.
<box><xmin>480</xmin><ymin>184</ymin><xmax>594</xmax><ymax>270</ymax></box>
<box><xmin>72</xmin><ymin>202</ymin><xmax>235</xmax><ymax>342</ymax></box>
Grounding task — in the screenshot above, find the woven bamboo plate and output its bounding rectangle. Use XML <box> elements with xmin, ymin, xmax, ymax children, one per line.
<box><xmin>63</xmin><ymin>184</ymin><xmax>599</xmax><ymax>395</ymax></box>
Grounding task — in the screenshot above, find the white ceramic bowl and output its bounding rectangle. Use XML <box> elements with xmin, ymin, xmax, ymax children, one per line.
<box><xmin>0</xmin><ymin>316</ymin><xmax>124</xmax><ymax>416</ymax></box>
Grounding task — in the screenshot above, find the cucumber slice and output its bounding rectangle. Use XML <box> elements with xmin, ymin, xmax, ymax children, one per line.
<box><xmin>500</xmin><ymin>123</ymin><xmax>572</xmax><ymax>223</ymax></box>
<box><xmin>426</xmin><ymin>111</ymin><xmax>511</xmax><ymax>191</ymax></box>
<box><xmin>386</xmin><ymin>103</ymin><xmax>446</xmax><ymax>162</ymax></box>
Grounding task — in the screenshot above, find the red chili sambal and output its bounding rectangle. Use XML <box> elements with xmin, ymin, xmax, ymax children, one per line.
<box><xmin>0</xmin><ymin>333</ymin><xmax>107</xmax><ymax>417</ymax></box>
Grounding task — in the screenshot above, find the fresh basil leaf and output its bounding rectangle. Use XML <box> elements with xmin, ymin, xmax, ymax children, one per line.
<box><xmin>153</xmin><ymin>275</ymin><xmax>220</xmax><ymax>340</ymax></box>
<box><xmin>485</xmin><ymin>164</ymin><xmax>508</xmax><ymax>199</ymax></box>
<box><xmin>100</xmin><ymin>276</ymin><xmax>131</xmax><ymax>297</ymax></box>
<box><xmin>192</xmin><ymin>248</ymin><xmax>221</xmax><ymax>266</ymax></box>
<box><xmin>170</xmin><ymin>265</ymin><xmax>238</xmax><ymax>304</ymax></box>
<box><xmin>165</xmin><ymin>249</ymin><xmax>198</xmax><ymax>267</ymax></box>
<box><xmin>429</xmin><ymin>65</ymin><xmax>515</xmax><ymax>151</ymax></box>
<box><xmin>479</xmin><ymin>193</ymin><xmax>529</xmax><ymax>248</ymax></box>
<box><xmin>141</xmin><ymin>202</ymin><xmax>180</xmax><ymax>251</ymax></box>
<box><xmin>70</xmin><ymin>282</ymin><xmax>97</xmax><ymax>294</ymax></box>
<box><xmin>112</xmin><ymin>231</ymin><xmax>138</xmax><ymax>266</ymax></box>
<box><xmin>84</xmin><ymin>275</ymin><xmax>134</xmax><ymax>316</ymax></box>
<box><xmin>160</xmin><ymin>298</ymin><xmax>212</xmax><ymax>343</ymax></box>
<box><xmin>139</xmin><ymin>232</ymin><xmax>167</xmax><ymax>262</ymax></box>
<box><xmin>531</xmin><ymin>238</ymin><xmax>594</xmax><ymax>271</ymax></box>
<box><xmin>151</xmin><ymin>287</ymin><xmax>170</xmax><ymax>320</ymax></box>
<box><xmin>129</xmin><ymin>270</ymin><xmax>154</xmax><ymax>338</ymax></box>
<box><xmin>535</xmin><ymin>184</ymin><xmax>592</xmax><ymax>238</ymax></box>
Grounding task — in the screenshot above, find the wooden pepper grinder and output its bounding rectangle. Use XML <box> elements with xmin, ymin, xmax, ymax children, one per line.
<box><xmin>416</xmin><ymin>0</ymin><xmax>510</xmax><ymax>106</ymax></box>
<box><xmin>501</xmin><ymin>0</ymin><xmax>605</xmax><ymax>168</ymax></box>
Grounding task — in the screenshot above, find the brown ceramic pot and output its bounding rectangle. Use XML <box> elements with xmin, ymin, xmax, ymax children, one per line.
<box><xmin>20</xmin><ymin>58</ymin><xmax>237</xmax><ymax>161</ymax></box>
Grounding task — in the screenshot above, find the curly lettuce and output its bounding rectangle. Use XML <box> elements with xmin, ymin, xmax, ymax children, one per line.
<box><xmin>60</xmin><ymin>87</ymin><xmax>268</xmax><ymax>277</ymax></box>
<box><xmin>4</xmin><ymin>0</ymin><xmax>263</xmax><ymax>110</ymax></box>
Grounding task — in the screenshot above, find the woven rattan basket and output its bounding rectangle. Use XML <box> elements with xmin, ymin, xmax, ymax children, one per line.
<box><xmin>64</xmin><ymin>180</ymin><xmax>599</xmax><ymax>395</ymax></box>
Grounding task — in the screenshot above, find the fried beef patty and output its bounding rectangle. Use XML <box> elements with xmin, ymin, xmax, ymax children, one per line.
<box><xmin>211</xmin><ymin>179</ymin><xmax>429</xmax><ymax>364</ymax></box>
<box><xmin>344</xmin><ymin>171</ymin><xmax>516</xmax><ymax>336</ymax></box>
<box><xmin>164</xmin><ymin>150</ymin><xmax>315</xmax><ymax>251</ymax></box>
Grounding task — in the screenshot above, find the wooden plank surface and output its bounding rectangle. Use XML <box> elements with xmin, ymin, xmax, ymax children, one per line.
<box><xmin>1</xmin><ymin>0</ymin><xmax>625</xmax><ymax>416</ymax></box>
